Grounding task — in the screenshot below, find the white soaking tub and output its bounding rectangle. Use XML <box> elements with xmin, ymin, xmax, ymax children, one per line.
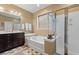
<box><xmin>27</xmin><ymin>36</ymin><xmax>47</xmax><ymax>53</ymax></box>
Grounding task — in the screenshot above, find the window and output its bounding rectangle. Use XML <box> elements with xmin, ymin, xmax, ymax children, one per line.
<box><xmin>13</xmin><ymin>23</ymin><xmax>21</xmax><ymax>31</ymax></box>
<box><xmin>28</xmin><ymin>23</ymin><xmax>32</xmax><ymax>30</ymax></box>
<box><xmin>21</xmin><ymin>24</ymin><xmax>25</xmax><ymax>30</ymax></box>
<box><xmin>25</xmin><ymin>23</ymin><xmax>29</xmax><ymax>30</ymax></box>
<box><xmin>25</xmin><ymin>23</ymin><xmax>32</xmax><ymax>31</ymax></box>
<box><xmin>37</xmin><ymin>14</ymin><xmax>49</xmax><ymax>30</ymax></box>
<box><xmin>37</xmin><ymin>12</ymin><xmax>56</xmax><ymax>32</ymax></box>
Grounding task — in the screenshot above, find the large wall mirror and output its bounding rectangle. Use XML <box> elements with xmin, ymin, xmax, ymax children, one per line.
<box><xmin>0</xmin><ymin>11</ymin><xmax>33</xmax><ymax>33</ymax></box>
<box><xmin>0</xmin><ymin>12</ymin><xmax>21</xmax><ymax>32</ymax></box>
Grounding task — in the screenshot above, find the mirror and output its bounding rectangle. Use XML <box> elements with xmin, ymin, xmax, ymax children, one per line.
<box><xmin>0</xmin><ymin>13</ymin><xmax>21</xmax><ymax>32</ymax></box>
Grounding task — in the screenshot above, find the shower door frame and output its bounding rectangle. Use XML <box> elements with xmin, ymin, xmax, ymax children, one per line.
<box><xmin>55</xmin><ymin>8</ymin><xmax>68</xmax><ymax>55</ymax></box>
<box><xmin>67</xmin><ymin>5</ymin><xmax>79</xmax><ymax>55</ymax></box>
<box><xmin>55</xmin><ymin>4</ymin><xmax>79</xmax><ymax>55</ymax></box>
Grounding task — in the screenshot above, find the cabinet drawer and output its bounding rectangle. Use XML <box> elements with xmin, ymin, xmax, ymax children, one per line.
<box><xmin>0</xmin><ymin>32</ymin><xmax>25</xmax><ymax>53</ymax></box>
<box><xmin>14</xmin><ymin>33</ymin><xmax>24</xmax><ymax>38</ymax></box>
<box><xmin>0</xmin><ymin>34</ymin><xmax>13</xmax><ymax>39</ymax></box>
<box><xmin>0</xmin><ymin>34</ymin><xmax>7</xmax><ymax>39</ymax></box>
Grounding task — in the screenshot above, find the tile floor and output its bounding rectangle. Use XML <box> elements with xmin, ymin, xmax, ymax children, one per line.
<box><xmin>0</xmin><ymin>45</ymin><xmax>48</xmax><ymax>55</ymax></box>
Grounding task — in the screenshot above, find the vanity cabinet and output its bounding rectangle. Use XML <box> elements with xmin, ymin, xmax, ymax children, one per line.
<box><xmin>0</xmin><ymin>32</ymin><xmax>25</xmax><ymax>53</ymax></box>
<box><xmin>0</xmin><ymin>36</ymin><xmax>5</xmax><ymax>52</ymax></box>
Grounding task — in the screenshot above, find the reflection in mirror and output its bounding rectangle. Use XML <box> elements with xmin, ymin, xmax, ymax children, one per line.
<box><xmin>25</xmin><ymin>23</ymin><xmax>29</xmax><ymax>30</ymax></box>
<box><xmin>4</xmin><ymin>21</ymin><xmax>13</xmax><ymax>32</ymax></box>
<box><xmin>20</xmin><ymin>23</ymin><xmax>32</xmax><ymax>33</ymax></box>
<box><xmin>28</xmin><ymin>23</ymin><xmax>32</xmax><ymax>31</ymax></box>
<box><xmin>0</xmin><ymin>11</ymin><xmax>33</xmax><ymax>33</ymax></box>
<box><xmin>25</xmin><ymin>23</ymin><xmax>32</xmax><ymax>32</ymax></box>
<box><xmin>13</xmin><ymin>23</ymin><xmax>21</xmax><ymax>31</ymax></box>
<box><xmin>21</xmin><ymin>24</ymin><xmax>25</xmax><ymax>31</ymax></box>
<box><xmin>0</xmin><ymin>22</ymin><xmax>4</xmax><ymax>31</ymax></box>
<box><xmin>0</xmin><ymin>13</ymin><xmax>21</xmax><ymax>32</ymax></box>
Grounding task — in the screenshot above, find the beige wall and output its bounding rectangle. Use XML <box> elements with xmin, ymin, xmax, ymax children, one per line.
<box><xmin>0</xmin><ymin>4</ymin><xmax>33</xmax><ymax>32</ymax></box>
<box><xmin>0</xmin><ymin>4</ymin><xmax>76</xmax><ymax>35</ymax></box>
<box><xmin>0</xmin><ymin>4</ymin><xmax>33</xmax><ymax>23</ymax></box>
<box><xmin>33</xmin><ymin>4</ymin><xmax>73</xmax><ymax>36</ymax></box>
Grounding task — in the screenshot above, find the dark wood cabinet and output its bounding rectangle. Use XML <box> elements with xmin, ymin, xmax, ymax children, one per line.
<box><xmin>0</xmin><ymin>32</ymin><xmax>25</xmax><ymax>53</ymax></box>
<box><xmin>0</xmin><ymin>39</ymin><xmax>4</xmax><ymax>52</ymax></box>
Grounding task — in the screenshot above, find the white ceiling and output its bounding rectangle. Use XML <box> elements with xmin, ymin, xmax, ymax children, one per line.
<box><xmin>15</xmin><ymin>4</ymin><xmax>51</xmax><ymax>13</ymax></box>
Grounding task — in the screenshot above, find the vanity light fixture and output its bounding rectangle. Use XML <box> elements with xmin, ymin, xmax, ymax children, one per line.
<box><xmin>10</xmin><ymin>10</ymin><xmax>14</xmax><ymax>13</ymax></box>
<box><xmin>14</xmin><ymin>12</ymin><xmax>21</xmax><ymax>16</ymax></box>
<box><xmin>9</xmin><ymin>10</ymin><xmax>21</xmax><ymax>16</ymax></box>
<box><xmin>10</xmin><ymin>11</ymin><xmax>19</xmax><ymax>16</ymax></box>
<box><xmin>0</xmin><ymin>7</ymin><xmax>4</xmax><ymax>11</ymax></box>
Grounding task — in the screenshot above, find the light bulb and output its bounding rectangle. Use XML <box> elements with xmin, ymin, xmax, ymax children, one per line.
<box><xmin>10</xmin><ymin>10</ymin><xmax>14</xmax><ymax>13</ymax></box>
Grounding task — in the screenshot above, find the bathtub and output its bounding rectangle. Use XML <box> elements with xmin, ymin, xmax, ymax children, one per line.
<box><xmin>27</xmin><ymin>36</ymin><xmax>47</xmax><ymax>53</ymax></box>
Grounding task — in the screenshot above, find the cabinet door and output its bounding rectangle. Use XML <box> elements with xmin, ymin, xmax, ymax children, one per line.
<box><xmin>0</xmin><ymin>39</ymin><xmax>4</xmax><ymax>52</ymax></box>
<box><xmin>13</xmin><ymin>33</ymin><xmax>25</xmax><ymax>47</ymax></box>
<box><xmin>0</xmin><ymin>34</ymin><xmax>7</xmax><ymax>52</ymax></box>
<box><xmin>6</xmin><ymin>34</ymin><xmax>14</xmax><ymax>49</ymax></box>
<box><xmin>18</xmin><ymin>33</ymin><xmax>25</xmax><ymax>45</ymax></box>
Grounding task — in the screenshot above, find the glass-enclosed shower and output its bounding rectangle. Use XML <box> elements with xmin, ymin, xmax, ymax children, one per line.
<box><xmin>55</xmin><ymin>5</ymin><xmax>79</xmax><ymax>55</ymax></box>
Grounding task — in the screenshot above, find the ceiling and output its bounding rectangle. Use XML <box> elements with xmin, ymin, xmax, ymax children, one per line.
<box><xmin>15</xmin><ymin>4</ymin><xmax>51</xmax><ymax>13</ymax></box>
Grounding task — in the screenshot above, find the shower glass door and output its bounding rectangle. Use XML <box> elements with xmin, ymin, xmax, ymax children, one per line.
<box><xmin>68</xmin><ymin>6</ymin><xmax>79</xmax><ymax>55</ymax></box>
<box><xmin>56</xmin><ymin>10</ymin><xmax>65</xmax><ymax>55</ymax></box>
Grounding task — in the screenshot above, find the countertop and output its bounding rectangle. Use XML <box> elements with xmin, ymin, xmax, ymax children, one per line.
<box><xmin>25</xmin><ymin>33</ymin><xmax>36</xmax><ymax>36</ymax></box>
<box><xmin>45</xmin><ymin>39</ymin><xmax>55</xmax><ymax>42</ymax></box>
<box><xmin>0</xmin><ymin>31</ymin><xmax>24</xmax><ymax>34</ymax></box>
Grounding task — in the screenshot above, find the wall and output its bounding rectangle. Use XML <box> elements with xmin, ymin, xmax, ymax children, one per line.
<box><xmin>33</xmin><ymin>4</ymin><xmax>74</xmax><ymax>36</ymax></box>
<box><xmin>0</xmin><ymin>4</ymin><xmax>76</xmax><ymax>35</ymax></box>
<box><xmin>0</xmin><ymin>4</ymin><xmax>33</xmax><ymax>32</ymax></box>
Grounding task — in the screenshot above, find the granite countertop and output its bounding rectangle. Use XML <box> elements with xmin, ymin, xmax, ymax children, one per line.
<box><xmin>25</xmin><ymin>33</ymin><xmax>36</xmax><ymax>36</ymax></box>
<box><xmin>0</xmin><ymin>31</ymin><xmax>24</xmax><ymax>34</ymax></box>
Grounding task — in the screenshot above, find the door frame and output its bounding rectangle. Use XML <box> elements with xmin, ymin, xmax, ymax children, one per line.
<box><xmin>55</xmin><ymin>9</ymin><xmax>67</xmax><ymax>55</ymax></box>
